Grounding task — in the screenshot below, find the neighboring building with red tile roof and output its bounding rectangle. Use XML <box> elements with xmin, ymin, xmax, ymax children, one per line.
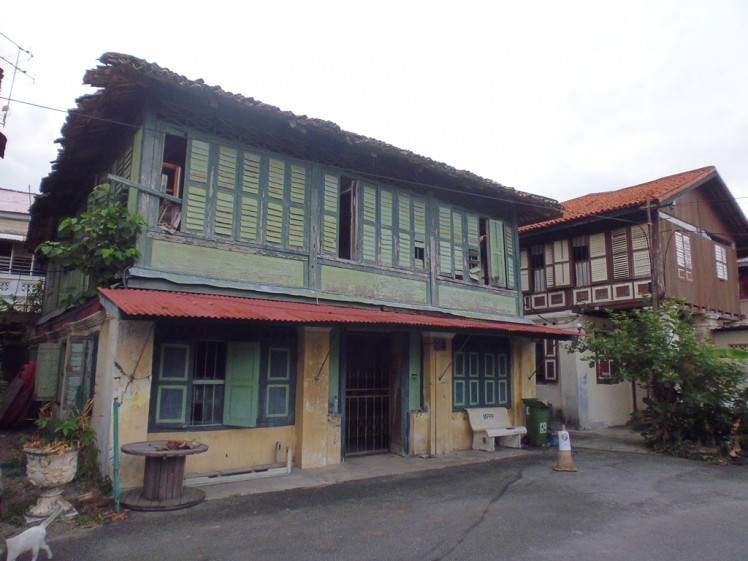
<box><xmin>518</xmin><ymin>167</ymin><xmax>748</xmax><ymax>429</ymax></box>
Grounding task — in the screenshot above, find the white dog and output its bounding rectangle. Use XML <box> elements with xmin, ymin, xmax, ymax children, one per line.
<box><xmin>3</xmin><ymin>508</ymin><xmax>60</xmax><ymax>561</ymax></box>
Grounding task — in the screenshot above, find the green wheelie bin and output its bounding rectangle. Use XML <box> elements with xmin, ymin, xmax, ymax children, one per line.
<box><xmin>523</xmin><ymin>398</ymin><xmax>550</xmax><ymax>446</ymax></box>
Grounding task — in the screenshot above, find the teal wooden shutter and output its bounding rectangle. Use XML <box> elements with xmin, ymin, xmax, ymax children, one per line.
<box><xmin>63</xmin><ymin>337</ymin><xmax>95</xmax><ymax>410</ymax></box>
<box><xmin>504</xmin><ymin>223</ymin><xmax>516</xmax><ymax>289</ymax></box>
<box><xmin>287</xmin><ymin>164</ymin><xmax>307</xmax><ymax>249</ymax></box>
<box><xmin>380</xmin><ymin>189</ymin><xmax>394</xmax><ymax>266</ymax></box>
<box><xmin>438</xmin><ymin>206</ymin><xmax>453</xmax><ymax>276</ymax></box>
<box><xmin>397</xmin><ymin>192</ymin><xmax>412</xmax><ymax>268</ymax></box>
<box><xmin>223</xmin><ymin>342</ymin><xmax>260</xmax><ymax>427</ymax></box>
<box><xmin>36</xmin><ymin>343</ymin><xmax>61</xmax><ymax>401</ymax></box>
<box><xmin>466</xmin><ymin>214</ymin><xmax>480</xmax><ymax>282</ymax></box>
<box><xmin>266</xmin><ymin>158</ymin><xmax>285</xmax><ymax>246</ymax></box>
<box><xmin>488</xmin><ymin>219</ymin><xmax>506</xmax><ymax>287</ymax></box>
<box><xmin>184</xmin><ymin>140</ymin><xmax>210</xmax><ymax>233</ymax></box>
<box><xmin>155</xmin><ymin>343</ymin><xmax>190</xmax><ymax>426</ymax></box>
<box><xmin>239</xmin><ymin>151</ymin><xmax>261</xmax><ymax>242</ymax></box>
<box><xmin>413</xmin><ymin>198</ymin><xmax>426</xmax><ymax>269</ymax></box>
<box><xmin>321</xmin><ymin>173</ymin><xmax>339</xmax><ymax>255</ymax></box>
<box><xmin>264</xmin><ymin>347</ymin><xmax>292</xmax><ymax>419</ymax></box>
<box><xmin>214</xmin><ymin>146</ymin><xmax>237</xmax><ymax>237</ymax></box>
<box><xmin>361</xmin><ymin>182</ymin><xmax>378</xmax><ymax>263</ymax></box>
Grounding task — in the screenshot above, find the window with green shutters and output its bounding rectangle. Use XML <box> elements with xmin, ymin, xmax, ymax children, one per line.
<box><xmin>487</xmin><ymin>219</ymin><xmax>516</xmax><ymax>289</ymax></box>
<box><xmin>151</xmin><ymin>333</ymin><xmax>296</xmax><ymax>430</ymax></box>
<box><xmin>320</xmin><ymin>174</ymin><xmax>425</xmax><ymax>270</ymax></box>
<box><xmin>178</xmin><ymin>138</ymin><xmax>309</xmax><ymax>250</ymax></box>
<box><xmin>437</xmin><ymin>205</ymin><xmax>516</xmax><ymax>289</ymax></box>
<box><xmin>452</xmin><ymin>336</ymin><xmax>510</xmax><ymax>411</ymax></box>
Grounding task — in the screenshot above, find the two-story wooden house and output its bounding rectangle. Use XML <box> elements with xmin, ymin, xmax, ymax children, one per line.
<box><xmin>519</xmin><ymin>167</ymin><xmax>748</xmax><ymax>429</ymax></box>
<box><xmin>27</xmin><ymin>53</ymin><xmax>571</xmax><ymax>490</ymax></box>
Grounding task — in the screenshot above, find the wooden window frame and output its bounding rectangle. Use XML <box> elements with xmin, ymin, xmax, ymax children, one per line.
<box><xmin>715</xmin><ymin>244</ymin><xmax>728</xmax><ymax>281</ymax></box>
<box><xmin>151</xmin><ymin>336</ymin><xmax>296</xmax><ymax>430</ymax></box>
<box><xmin>535</xmin><ymin>339</ymin><xmax>558</xmax><ymax>384</ymax></box>
<box><xmin>674</xmin><ymin>231</ymin><xmax>694</xmax><ymax>281</ymax></box>
<box><xmin>596</xmin><ymin>357</ymin><xmax>614</xmax><ymax>383</ymax></box>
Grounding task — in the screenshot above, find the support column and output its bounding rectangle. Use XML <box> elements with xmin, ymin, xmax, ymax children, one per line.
<box><xmin>295</xmin><ymin>327</ymin><xmax>335</xmax><ymax>468</ymax></box>
<box><xmin>96</xmin><ymin>302</ymin><xmax>154</xmax><ymax>489</ymax></box>
<box><xmin>511</xmin><ymin>337</ymin><xmax>536</xmax><ymax>426</ymax></box>
<box><xmin>421</xmin><ymin>332</ymin><xmax>455</xmax><ymax>456</ymax></box>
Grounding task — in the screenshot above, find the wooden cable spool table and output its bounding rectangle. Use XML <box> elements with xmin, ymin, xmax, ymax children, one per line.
<box><xmin>120</xmin><ymin>440</ymin><xmax>208</xmax><ymax>511</ymax></box>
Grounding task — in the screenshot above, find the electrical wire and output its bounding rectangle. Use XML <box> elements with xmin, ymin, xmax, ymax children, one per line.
<box><xmin>2</xmin><ymin>94</ymin><xmax>748</xmax><ymax>230</ymax></box>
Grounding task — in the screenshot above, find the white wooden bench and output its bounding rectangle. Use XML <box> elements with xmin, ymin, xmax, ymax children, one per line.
<box><xmin>466</xmin><ymin>407</ymin><xmax>527</xmax><ymax>451</ymax></box>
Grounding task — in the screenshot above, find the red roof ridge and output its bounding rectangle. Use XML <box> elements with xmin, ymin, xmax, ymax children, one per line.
<box><xmin>521</xmin><ymin>166</ymin><xmax>716</xmax><ymax>232</ymax></box>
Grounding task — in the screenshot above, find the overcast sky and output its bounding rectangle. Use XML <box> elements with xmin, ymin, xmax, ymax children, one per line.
<box><xmin>2</xmin><ymin>1</ymin><xmax>748</xmax><ymax>216</ymax></box>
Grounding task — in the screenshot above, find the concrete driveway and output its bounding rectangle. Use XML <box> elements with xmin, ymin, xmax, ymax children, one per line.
<box><xmin>47</xmin><ymin>443</ymin><xmax>747</xmax><ymax>561</ymax></box>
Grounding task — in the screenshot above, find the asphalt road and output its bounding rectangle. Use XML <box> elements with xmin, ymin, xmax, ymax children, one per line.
<box><xmin>48</xmin><ymin>449</ymin><xmax>747</xmax><ymax>561</ymax></box>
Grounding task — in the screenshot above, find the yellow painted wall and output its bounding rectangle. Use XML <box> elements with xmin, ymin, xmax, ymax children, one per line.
<box><xmin>421</xmin><ymin>333</ymin><xmax>455</xmax><ymax>455</ymax></box>
<box><xmin>153</xmin><ymin>426</ymin><xmax>295</xmax><ymax>476</ymax></box>
<box><xmin>99</xmin><ymin>317</ymin><xmax>156</xmax><ymax>489</ymax></box>
<box><xmin>409</xmin><ymin>411</ymin><xmax>431</xmax><ymax>456</ymax></box>
<box><xmin>295</xmin><ymin>327</ymin><xmax>338</xmax><ymax>468</ymax></box>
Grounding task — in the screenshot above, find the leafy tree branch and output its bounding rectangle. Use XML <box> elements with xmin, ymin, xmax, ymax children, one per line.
<box><xmin>36</xmin><ymin>183</ymin><xmax>144</xmax><ymax>306</ymax></box>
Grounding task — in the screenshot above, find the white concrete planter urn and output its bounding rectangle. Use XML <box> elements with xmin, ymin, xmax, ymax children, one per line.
<box><xmin>23</xmin><ymin>445</ymin><xmax>79</xmax><ymax>519</ymax></box>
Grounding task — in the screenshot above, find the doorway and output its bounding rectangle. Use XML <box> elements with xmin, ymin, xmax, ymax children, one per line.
<box><xmin>344</xmin><ymin>333</ymin><xmax>391</xmax><ymax>456</ymax></box>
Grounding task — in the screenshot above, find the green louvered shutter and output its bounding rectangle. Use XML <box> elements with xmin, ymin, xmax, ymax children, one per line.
<box><xmin>266</xmin><ymin>158</ymin><xmax>285</xmax><ymax>246</ymax></box>
<box><xmin>287</xmin><ymin>164</ymin><xmax>307</xmax><ymax>249</ymax></box>
<box><xmin>36</xmin><ymin>343</ymin><xmax>61</xmax><ymax>401</ymax></box>
<box><xmin>413</xmin><ymin>198</ymin><xmax>426</xmax><ymax>269</ymax></box>
<box><xmin>380</xmin><ymin>189</ymin><xmax>394</xmax><ymax>266</ymax></box>
<box><xmin>115</xmin><ymin>146</ymin><xmax>133</xmax><ymax>182</ymax></box>
<box><xmin>467</xmin><ymin>214</ymin><xmax>481</xmax><ymax>282</ymax></box>
<box><xmin>453</xmin><ymin>211</ymin><xmax>464</xmax><ymax>279</ymax></box>
<box><xmin>184</xmin><ymin>140</ymin><xmax>210</xmax><ymax>233</ymax></box>
<box><xmin>361</xmin><ymin>182</ymin><xmax>378</xmax><ymax>263</ymax></box>
<box><xmin>489</xmin><ymin>219</ymin><xmax>506</xmax><ymax>287</ymax></box>
<box><xmin>504</xmin><ymin>223</ymin><xmax>516</xmax><ymax>289</ymax></box>
<box><xmin>223</xmin><ymin>342</ymin><xmax>260</xmax><ymax>428</ymax></box>
<box><xmin>239</xmin><ymin>151</ymin><xmax>261</xmax><ymax>242</ymax></box>
<box><xmin>438</xmin><ymin>206</ymin><xmax>453</xmax><ymax>276</ymax></box>
<box><xmin>397</xmin><ymin>192</ymin><xmax>412</xmax><ymax>268</ymax></box>
<box><xmin>214</xmin><ymin>146</ymin><xmax>237</xmax><ymax>237</ymax></box>
<box><xmin>321</xmin><ymin>173</ymin><xmax>339</xmax><ymax>255</ymax></box>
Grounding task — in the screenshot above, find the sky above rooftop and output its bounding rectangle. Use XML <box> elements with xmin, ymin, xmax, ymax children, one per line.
<box><xmin>2</xmin><ymin>1</ymin><xmax>748</xmax><ymax>218</ymax></box>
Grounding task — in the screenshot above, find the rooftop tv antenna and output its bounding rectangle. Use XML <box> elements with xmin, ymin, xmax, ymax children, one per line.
<box><xmin>0</xmin><ymin>31</ymin><xmax>34</xmax><ymax>127</ymax></box>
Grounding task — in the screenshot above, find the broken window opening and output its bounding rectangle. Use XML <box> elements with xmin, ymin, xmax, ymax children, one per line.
<box><xmin>158</xmin><ymin>134</ymin><xmax>187</xmax><ymax>232</ymax></box>
<box><xmin>338</xmin><ymin>177</ymin><xmax>356</xmax><ymax>260</ymax></box>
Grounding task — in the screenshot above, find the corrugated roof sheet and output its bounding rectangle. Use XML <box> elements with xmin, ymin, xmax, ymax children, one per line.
<box><xmin>521</xmin><ymin>167</ymin><xmax>716</xmax><ymax>232</ymax></box>
<box><xmin>99</xmin><ymin>289</ymin><xmax>576</xmax><ymax>338</ymax></box>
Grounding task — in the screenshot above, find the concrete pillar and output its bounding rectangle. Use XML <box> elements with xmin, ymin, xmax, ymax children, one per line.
<box><xmin>96</xmin><ymin>302</ymin><xmax>154</xmax><ymax>488</ymax></box>
<box><xmin>511</xmin><ymin>338</ymin><xmax>537</xmax><ymax>426</ymax></box>
<box><xmin>421</xmin><ymin>332</ymin><xmax>455</xmax><ymax>455</ymax></box>
<box><xmin>295</xmin><ymin>327</ymin><xmax>335</xmax><ymax>469</ymax></box>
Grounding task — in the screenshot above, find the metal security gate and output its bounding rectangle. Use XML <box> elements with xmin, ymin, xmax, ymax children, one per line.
<box><xmin>344</xmin><ymin>333</ymin><xmax>390</xmax><ymax>456</ymax></box>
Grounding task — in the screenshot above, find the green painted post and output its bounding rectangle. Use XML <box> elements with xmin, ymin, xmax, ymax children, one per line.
<box><xmin>113</xmin><ymin>397</ymin><xmax>120</xmax><ymax>513</ymax></box>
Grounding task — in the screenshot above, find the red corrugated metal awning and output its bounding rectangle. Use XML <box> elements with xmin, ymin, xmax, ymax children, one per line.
<box><xmin>99</xmin><ymin>288</ymin><xmax>576</xmax><ymax>338</ymax></box>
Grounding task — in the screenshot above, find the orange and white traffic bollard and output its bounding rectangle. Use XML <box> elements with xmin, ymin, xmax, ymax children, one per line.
<box><xmin>553</xmin><ymin>425</ymin><xmax>577</xmax><ymax>472</ymax></box>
